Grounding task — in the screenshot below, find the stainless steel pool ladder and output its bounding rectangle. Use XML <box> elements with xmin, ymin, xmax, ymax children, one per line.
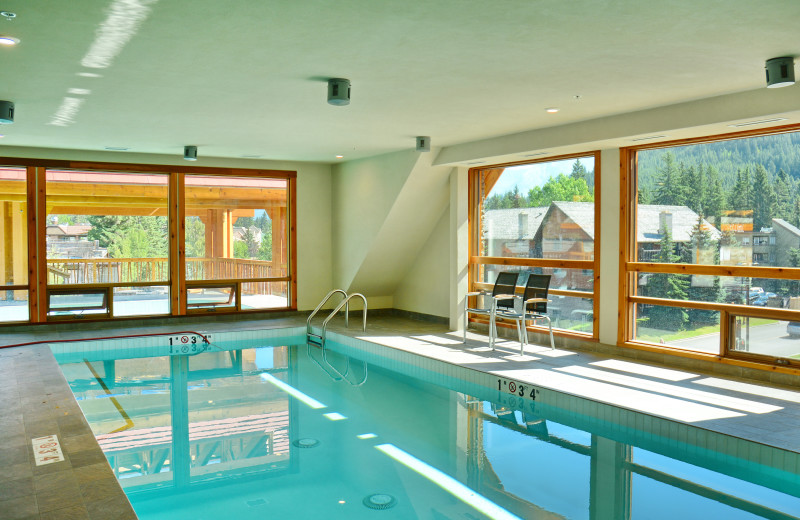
<box><xmin>307</xmin><ymin>290</ymin><xmax>368</xmax><ymax>345</ymax></box>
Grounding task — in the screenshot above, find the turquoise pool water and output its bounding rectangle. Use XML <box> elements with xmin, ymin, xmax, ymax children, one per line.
<box><xmin>54</xmin><ymin>334</ymin><xmax>800</xmax><ymax>519</ymax></box>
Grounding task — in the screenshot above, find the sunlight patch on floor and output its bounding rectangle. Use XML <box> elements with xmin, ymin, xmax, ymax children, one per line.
<box><xmin>590</xmin><ymin>359</ymin><xmax>698</xmax><ymax>381</ymax></box>
<box><xmin>694</xmin><ymin>378</ymin><xmax>800</xmax><ymax>403</ymax></box>
<box><xmin>556</xmin><ymin>366</ymin><xmax>781</xmax><ymax>414</ymax></box>
<box><xmin>491</xmin><ymin>368</ymin><xmax>744</xmax><ymax>422</ymax></box>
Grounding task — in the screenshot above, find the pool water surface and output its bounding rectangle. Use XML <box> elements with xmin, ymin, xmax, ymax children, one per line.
<box><xmin>53</xmin><ymin>335</ymin><xmax>800</xmax><ymax>520</ymax></box>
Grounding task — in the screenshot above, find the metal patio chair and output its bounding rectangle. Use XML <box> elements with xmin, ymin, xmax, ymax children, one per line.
<box><xmin>494</xmin><ymin>273</ymin><xmax>555</xmax><ymax>354</ymax></box>
<box><xmin>463</xmin><ymin>271</ymin><xmax>523</xmax><ymax>348</ymax></box>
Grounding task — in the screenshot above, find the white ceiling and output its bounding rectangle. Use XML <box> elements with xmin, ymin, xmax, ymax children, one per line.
<box><xmin>1</xmin><ymin>0</ymin><xmax>799</xmax><ymax>163</ymax></box>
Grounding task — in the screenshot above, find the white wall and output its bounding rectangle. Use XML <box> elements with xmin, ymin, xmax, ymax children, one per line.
<box><xmin>330</xmin><ymin>149</ymin><xmax>451</xmax><ymax>309</ymax></box>
<box><xmin>331</xmin><ymin>150</ymin><xmax>418</xmax><ymax>294</ymax></box>
<box><xmin>598</xmin><ymin>148</ymin><xmax>621</xmax><ymax>345</ymax></box>
<box><xmin>394</xmin><ymin>207</ymin><xmax>450</xmax><ymax>317</ymax></box>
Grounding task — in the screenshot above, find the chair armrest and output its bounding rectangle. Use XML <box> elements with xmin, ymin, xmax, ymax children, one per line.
<box><xmin>524</xmin><ymin>297</ymin><xmax>549</xmax><ymax>305</ymax></box>
<box><xmin>493</xmin><ymin>294</ymin><xmax>517</xmax><ymax>301</ymax></box>
<box><xmin>466</xmin><ymin>291</ymin><xmax>482</xmax><ymax>297</ymax></box>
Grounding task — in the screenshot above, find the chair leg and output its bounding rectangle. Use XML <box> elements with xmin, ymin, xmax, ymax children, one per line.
<box><xmin>489</xmin><ymin>313</ymin><xmax>496</xmax><ymax>350</ymax></box>
<box><xmin>517</xmin><ymin>319</ymin><xmax>524</xmax><ymax>356</ymax></box>
<box><xmin>545</xmin><ymin>315</ymin><xmax>555</xmax><ymax>350</ymax></box>
<box><xmin>463</xmin><ymin>303</ymin><xmax>468</xmax><ymax>344</ymax></box>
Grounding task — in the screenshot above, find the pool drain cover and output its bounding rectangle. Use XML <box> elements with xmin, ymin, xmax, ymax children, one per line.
<box><xmin>363</xmin><ymin>494</ymin><xmax>397</xmax><ymax>510</ymax></box>
<box><xmin>293</xmin><ymin>438</ymin><xmax>319</xmax><ymax>448</ymax></box>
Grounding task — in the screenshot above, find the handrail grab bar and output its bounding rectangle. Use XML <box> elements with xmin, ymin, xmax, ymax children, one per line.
<box><xmin>307</xmin><ymin>289</ymin><xmax>348</xmax><ymax>335</ymax></box>
<box><xmin>321</xmin><ymin>293</ymin><xmax>368</xmax><ymax>339</ymax></box>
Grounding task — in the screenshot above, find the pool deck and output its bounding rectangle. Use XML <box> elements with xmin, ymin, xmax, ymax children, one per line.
<box><xmin>1</xmin><ymin>314</ymin><xmax>800</xmax><ymax>519</ymax></box>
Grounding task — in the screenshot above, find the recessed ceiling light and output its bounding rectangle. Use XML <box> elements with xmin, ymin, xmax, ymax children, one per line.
<box><xmin>104</xmin><ymin>146</ymin><xmax>129</xmax><ymax>151</ymax></box>
<box><xmin>728</xmin><ymin>118</ymin><xmax>787</xmax><ymax>128</ymax></box>
<box><xmin>631</xmin><ymin>135</ymin><xmax>668</xmax><ymax>142</ymax></box>
<box><xmin>546</xmin><ymin>107</ymin><xmax>559</xmax><ymax>113</ymax></box>
<box><xmin>0</xmin><ymin>36</ymin><xmax>19</xmax><ymax>46</ymax></box>
<box><xmin>0</xmin><ymin>12</ymin><xmax>16</xmax><ymax>20</ymax></box>
<box><xmin>522</xmin><ymin>152</ymin><xmax>548</xmax><ymax>157</ymax></box>
<box><xmin>335</xmin><ymin>155</ymin><xmax>344</xmax><ymax>159</ymax></box>
<box><xmin>240</xmin><ymin>154</ymin><xmax>262</xmax><ymax>158</ymax></box>
<box><xmin>466</xmin><ymin>161</ymin><xmax>484</xmax><ymax>165</ymax></box>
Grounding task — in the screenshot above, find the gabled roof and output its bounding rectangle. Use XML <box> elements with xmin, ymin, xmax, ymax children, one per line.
<box><xmin>549</xmin><ymin>201</ymin><xmax>595</xmax><ymax>239</ymax></box>
<box><xmin>637</xmin><ymin>205</ymin><xmax>720</xmax><ymax>243</ymax></box>
<box><xmin>773</xmin><ymin>218</ymin><xmax>800</xmax><ymax>239</ymax></box>
<box><xmin>483</xmin><ymin>207</ymin><xmax>548</xmax><ymax>240</ymax></box>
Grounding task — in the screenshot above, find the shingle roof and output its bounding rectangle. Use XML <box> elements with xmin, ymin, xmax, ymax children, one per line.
<box><xmin>485</xmin><ymin>203</ymin><xmax>717</xmax><ymax>244</ymax></box>
<box><xmin>483</xmin><ymin>207</ymin><xmax>548</xmax><ymax>240</ymax></box>
<box><xmin>550</xmin><ymin>201</ymin><xmax>595</xmax><ymax>239</ymax></box>
<box><xmin>637</xmin><ymin>205</ymin><xmax>720</xmax><ymax>243</ymax></box>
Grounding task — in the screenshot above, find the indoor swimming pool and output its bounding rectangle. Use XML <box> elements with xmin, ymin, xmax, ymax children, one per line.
<box><xmin>51</xmin><ymin>332</ymin><xmax>800</xmax><ymax>520</ymax></box>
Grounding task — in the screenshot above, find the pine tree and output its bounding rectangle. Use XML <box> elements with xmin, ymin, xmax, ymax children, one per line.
<box><xmin>653</xmin><ymin>152</ymin><xmax>682</xmax><ymax>205</ymax></box>
<box><xmin>680</xmin><ymin>164</ymin><xmax>704</xmax><ymax>214</ymax></box>
<box><xmin>646</xmin><ymin>229</ymin><xmax>689</xmax><ymax>331</ymax></box>
<box><xmin>570</xmin><ymin>159</ymin><xmax>595</xmax><ymax>193</ymax></box>
<box><xmin>702</xmin><ymin>165</ymin><xmax>725</xmax><ymax>227</ymax></box>
<box><xmin>686</xmin><ymin>215</ymin><xmax>721</xmax><ymax>324</ymax></box>
<box><xmin>570</xmin><ymin>160</ymin><xmax>587</xmax><ymax>181</ymax></box>
<box><xmin>773</xmin><ymin>169</ymin><xmax>793</xmax><ymax>221</ymax></box>
<box><xmin>751</xmin><ymin>164</ymin><xmax>776</xmax><ymax>230</ymax></box>
<box><xmin>638</xmin><ymin>184</ymin><xmax>652</xmax><ymax>204</ymax></box>
<box><xmin>728</xmin><ymin>167</ymin><xmax>752</xmax><ymax>211</ymax></box>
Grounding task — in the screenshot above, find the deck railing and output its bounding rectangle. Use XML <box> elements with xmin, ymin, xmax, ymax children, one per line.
<box><xmin>46</xmin><ymin>257</ymin><xmax>286</xmax><ymax>295</ymax></box>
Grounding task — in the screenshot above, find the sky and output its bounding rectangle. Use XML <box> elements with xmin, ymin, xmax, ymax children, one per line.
<box><xmin>487</xmin><ymin>157</ymin><xmax>594</xmax><ymax>198</ymax></box>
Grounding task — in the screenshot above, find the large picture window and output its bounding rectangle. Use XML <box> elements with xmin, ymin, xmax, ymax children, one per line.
<box><xmin>0</xmin><ymin>167</ymin><xmax>29</xmax><ymax>322</ymax></box>
<box><xmin>45</xmin><ymin>170</ymin><xmax>170</xmax><ymax>319</ymax></box>
<box><xmin>623</xmin><ymin>127</ymin><xmax>800</xmax><ymax>367</ymax></box>
<box><xmin>0</xmin><ymin>159</ymin><xmax>296</xmax><ymax>324</ymax></box>
<box><xmin>469</xmin><ymin>153</ymin><xmax>600</xmax><ymax>338</ymax></box>
<box><xmin>184</xmin><ymin>174</ymin><xmax>290</xmax><ymax>311</ymax></box>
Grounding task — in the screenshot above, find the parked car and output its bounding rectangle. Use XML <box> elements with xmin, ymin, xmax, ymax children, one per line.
<box><xmin>787</xmin><ymin>321</ymin><xmax>800</xmax><ymax>338</ymax></box>
<box><xmin>752</xmin><ymin>295</ymin><xmax>769</xmax><ymax>306</ymax></box>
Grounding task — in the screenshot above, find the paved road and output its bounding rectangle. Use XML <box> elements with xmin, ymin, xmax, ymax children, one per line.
<box><xmin>670</xmin><ymin>321</ymin><xmax>800</xmax><ymax>357</ymax></box>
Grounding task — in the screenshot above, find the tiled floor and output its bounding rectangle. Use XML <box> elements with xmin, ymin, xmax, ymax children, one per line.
<box><xmin>2</xmin><ymin>314</ymin><xmax>800</xmax><ymax>519</ymax></box>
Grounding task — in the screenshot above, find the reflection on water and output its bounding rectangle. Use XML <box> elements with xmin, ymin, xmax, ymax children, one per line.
<box><xmin>59</xmin><ymin>341</ymin><xmax>800</xmax><ymax>520</ymax></box>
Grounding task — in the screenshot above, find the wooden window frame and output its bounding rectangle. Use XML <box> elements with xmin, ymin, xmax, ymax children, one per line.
<box><xmin>468</xmin><ymin>151</ymin><xmax>601</xmax><ymax>341</ymax></box>
<box><xmin>620</xmin><ymin>123</ymin><xmax>800</xmax><ymax>372</ymax></box>
<box><xmin>182</xmin><ymin>171</ymin><xmax>295</xmax><ymax>315</ymax></box>
<box><xmin>46</xmin><ymin>286</ymin><xmax>112</xmax><ymax>319</ymax></box>
<box><xmin>0</xmin><ymin>157</ymin><xmax>297</xmax><ymax>326</ymax></box>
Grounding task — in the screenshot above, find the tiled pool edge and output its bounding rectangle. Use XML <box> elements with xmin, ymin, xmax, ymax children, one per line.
<box><xmin>0</xmin><ymin>344</ymin><xmax>137</xmax><ymax>519</ymax></box>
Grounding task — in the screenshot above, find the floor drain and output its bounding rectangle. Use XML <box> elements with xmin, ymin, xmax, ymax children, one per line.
<box><xmin>363</xmin><ymin>494</ymin><xmax>397</xmax><ymax>510</ymax></box>
<box><xmin>293</xmin><ymin>438</ymin><xmax>320</xmax><ymax>448</ymax></box>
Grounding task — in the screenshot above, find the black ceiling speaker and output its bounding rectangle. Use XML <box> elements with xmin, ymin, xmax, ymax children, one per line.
<box><xmin>0</xmin><ymin>100</ymin><xmax>14</xmax><ymax>123</ymax></box>
<box><xmin>184</xmin><ymin>145</ymin><xmax>197</xmax><ymax>161</ymax></box>
<box><xmin>766</xmin><ymin>57</ymin><xmax>795</xmax><ymax>88</ymax></box>
<box><xmin>327</xmin><ymin>78</ymin><xmax>351</xmax><ymax>106</ymax></box>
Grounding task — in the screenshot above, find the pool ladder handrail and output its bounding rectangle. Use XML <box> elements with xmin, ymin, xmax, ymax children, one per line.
<box><xmin>307</xmin><ymin>290</ymin><xmax>367</xmax><ymax>344</ymax></box>
<box><xmin>307</xmin><ymin>289</ymin><xmax>348</xmax><ymax>342</ymax></box>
